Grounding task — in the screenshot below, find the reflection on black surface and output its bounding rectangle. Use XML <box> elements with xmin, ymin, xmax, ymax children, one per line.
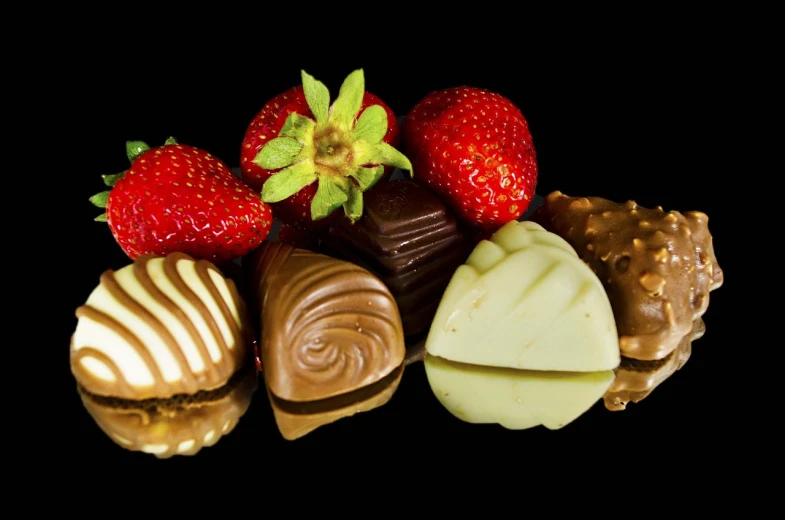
<box><xmin>77</xmin><ymin>366</ymin><xmax>258</xmax><ymax>458</ymax></box>
<box><xmin>604</xmin><ymin>318</ymin><xmax>705</xmax><ymax>411</ymax></box>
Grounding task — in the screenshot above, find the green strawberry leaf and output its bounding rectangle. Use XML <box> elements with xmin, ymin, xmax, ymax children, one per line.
<box><xmin>280</xmin><ymin>113</ymin><xmax>317</xmax><ymax>141</ymax></box>
<box><xmin>301</xmin><ymin>70</ymin><xmax>330</xmax><ymax>125</ymax></box>
<box><xmin>330</xmin><ymin>69</ymin><xmax>364</xmax><ymax>130</ymax></box>
<box><xmin>253</xmin><ymin>137</ymin><xmax>304</xmax><ymax>170</ymax></box>
<box><xmin>94</xmin><ymin>213</ymin><xmax>107</xmax><ymax>222</ymax></box>
<box><xmin>164</xmin><ymin>136</ymin><xmax>178</xmax><ymax>145</ymax></box>
<box><xmin>89</xmin><ymin>191</ymin><xmax>110</xmax><ymax>208</ymax></box>
<box><xmin>350</xmin><ymin>165</ymin><xmax>384</xmax><ymax>191</ymax></box>
<box><xmin>354</xmin><ymin>141</ymin><xmax>413</xmax><ymax>175</ymax></box>
<box><xmin>102</xmin><ymin>171</ymin><xmax>126</xmax><ymax>187</ymax></box>
<box><xmin>343</xmin><ymin>182</ymin><xmax>364</xmax><ymax>223</ymax></box>
<box><xmin>352</xmin><ymin>105</ymin><xmax>388</xmax><ymax>143</ymax></box>
<box><xmin>261</xmin><ymin>160</ymin><xmax>317</xmax><ymax>203</ymax></box>
<box><xmin>311</xmin><ymin>175</ymin><xmax>349</xmax><ymax>221</ymax></box>
<box><xmin>126</xmin><ymin>141</ymin><xmax>150</xmax><ymax>162</ymax></box>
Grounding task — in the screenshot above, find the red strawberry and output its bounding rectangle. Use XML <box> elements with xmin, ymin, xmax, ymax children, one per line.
<box><xmin>239</xmin><ymin>69</ymin><xmax>410</xmax><ymax>230</ymax></box>
<box><xmin>402</xmin><ymin>86</ymin><xmax>538</xmax><ymax>232</ymax></box>
<box><xmin>90</xmin><ymin>138</ymin><xmax>273</xmax><ymax>263</ymax></box>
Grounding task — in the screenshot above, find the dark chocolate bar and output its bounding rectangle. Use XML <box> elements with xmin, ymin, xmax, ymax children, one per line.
<box><xmin>322</xmin><ymin>179</ymin><xmax>470</xmax><ymax>336</ymax></box>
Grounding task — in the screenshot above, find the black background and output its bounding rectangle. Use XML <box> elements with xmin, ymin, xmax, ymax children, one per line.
<box><xmin>56</xmin><ymin>29</ymin><xmax>737</xmax><ymax>472</ymax></box>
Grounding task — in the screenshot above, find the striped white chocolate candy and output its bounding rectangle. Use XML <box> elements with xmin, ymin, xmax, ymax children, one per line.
<box><xmin>70</xmin><ymin>253</ymin><xmax>250</xmax><ymax>399</ymax></box>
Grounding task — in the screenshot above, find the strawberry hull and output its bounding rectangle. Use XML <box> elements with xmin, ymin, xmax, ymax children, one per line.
<box><xmin>239</xmin><ymin>82</ymin><xmax>401</xmax><ymax>230</ymax></box>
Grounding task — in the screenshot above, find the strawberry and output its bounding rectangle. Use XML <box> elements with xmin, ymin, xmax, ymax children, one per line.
<box><xmin>239</xmin><ymin>69</ymin><xmax>410</xmax><ymax>230</ymax></box>
<box><xmin>90</xmin><ymin>138</ymin><xmax>273</xmax><ymax>263</ymax></box>
<box><xmin>402</xmin><ymin>86</ymin><xmax>538</xmax><ymax>232</ymax></box>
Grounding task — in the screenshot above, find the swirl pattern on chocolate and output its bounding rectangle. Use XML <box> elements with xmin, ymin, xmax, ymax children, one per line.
<box><xmin>249</xmin><ymin>242</ymin><xmax>405</xmax><ymax>402</ymax></box>
<box><xmin>534</xmin><ymin>191</ymin><xmax>723</xmax><ymax>361</ymax></box>
<box><xmin>70</xmin><ymin>253</ymin><xmax>250</xmax><ymax>400</ymax></box>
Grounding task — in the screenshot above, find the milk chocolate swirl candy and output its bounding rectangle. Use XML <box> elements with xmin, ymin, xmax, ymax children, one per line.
<box><xmin>71</xmin><ymin>253</ymin><xmax>255</xmax><ymax>456</ymax></box>
<box><xmin>533</xmin><ymin>191</ymin><xmax>723</xmax><ymax>362</ymax></box>
<box><xmin>248</xmin><ymin>242</ymin><xmax>405</xmax><ymax>440</ymax></box>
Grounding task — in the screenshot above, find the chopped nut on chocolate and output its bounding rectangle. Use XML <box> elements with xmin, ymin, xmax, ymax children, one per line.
<box><xmin>533</xmin><ymin>191</ymin><xmax>723</xmax><ymax>362</ymax></box>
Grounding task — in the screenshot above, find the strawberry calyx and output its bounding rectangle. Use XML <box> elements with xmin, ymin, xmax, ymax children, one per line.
<box><xmin>91</xmin><ymin>137</ymin><xmax>177</xmax><ymax>222</ymax></box>
<box><xmin>253</xmin><ymin>69</ymin><xmax>412</xmax><ymax>223</ymax></box>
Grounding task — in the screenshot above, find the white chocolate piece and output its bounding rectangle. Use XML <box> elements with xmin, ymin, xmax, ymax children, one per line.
<box><xmin>425</xmin><ymin>355</ymin><xmax>615</xmax><ymax>430</ymax></box>
<box><xmin>426</xmin><ymin>221</ymin><xmax>620</xmax><ymax>372</ymax></box>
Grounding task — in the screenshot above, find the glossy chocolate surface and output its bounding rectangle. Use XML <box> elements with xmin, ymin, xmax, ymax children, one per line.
<box><xmin>323</xmin><ymin>179</ymin><xmax>471</xmax><ymax>336</ymax></box>
<box><xmin>604</xmin><ymin>319</ymin><xmax>704</xmax><ymax>410</ymax></box>
<box><xmin>70</xmin><ymin>253</ymin><xmax>252</xmax><ymax>400</ymax></box>
<box><xmin>79</xmin><ymin>364</ymin><xmax>257</xmax><ymax>458</ymax></box>
<box><xmin>533</xmin><ymin>191</ymin><xmax>723</xmax><ymax>361</ymax></box>
<box><xmin>247</xmin><ymin>242</ymin><xmax>406</xmax><ymax>403</ymax></box>
<box><xmin>267</xmin><ymin>363</ymin><xmax>404</xmax><ymax>441</ymax></box>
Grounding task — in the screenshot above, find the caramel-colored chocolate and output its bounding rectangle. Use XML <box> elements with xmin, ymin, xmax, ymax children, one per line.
<box><xmin>322</xmin><ymin>179</ymin><xmax>471</xmax><ymax>336</ymax></box>
<box><xmin>533</xmin><ymin>191</ymin><xmax>723</xmax><ymax>361</ymax></box>
<box><xmin>79</xmin><ymin>364</ymin><xmax>257</xmax><ymax>458</ymax></box>
<box><xmin>268</xmin><ymin>363</ymin><xmax>404</xmax><ymax>441</ymax></box>
<box><xmin>70</xmin><ymin>253</ymin><xmax>252</xmax><ymax>400</ymax></box>
<box><xmin>248</xmin><ymin>242</ymin><xmax>405</xmax><ymax>404</ymax></box>
<box><xmin>604</xmin><ymin>319</ymin><xmax>704</xmax><ymax>411</ymax></box>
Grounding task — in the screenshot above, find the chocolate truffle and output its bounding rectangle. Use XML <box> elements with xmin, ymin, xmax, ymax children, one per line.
<box><xmin>322</xmin><ymin>179</ymin><xmax>471</xmax><ymax>336</ymax></box>
<box><xmin>248</xmin><ymin>242</ymin><xmax>406</xmax><ymax>440</ymax></box>
<box><xmin>70</xmin><ymin>253</ymin><xmax>255</xmax><ymax>456</ymax></box>
<box><xmin>423</xmin><ymin>221</ymin><xmax>620</xmax><ymax>430</ymax></box>
<box><xmin>533</xmin><ymin>191</ymin><xmax>723</xmax><ymax>409</ymax></box>
<box><xmin>78</xmin><ymin>365</ymin><xmax>257</xmax><ymax>458</ymax></box>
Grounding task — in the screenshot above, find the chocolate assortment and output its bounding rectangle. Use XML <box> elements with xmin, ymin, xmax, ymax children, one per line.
<box><xmin>75</xmin><ymin>73</ymin><xmax>723</xmax><ymax>455</ymax></box>
<box><xmin>247</xmin><ymin>242</ymin><xmax>406</xmax><ymax>440</ymax></box>
<box><xmin>322</xmin><ymin>179</ymin><xmax>471</xmax><ymax>337</ymax></box>
<box><xmin>532</xmin><ymin>191</ymin><xmax>724</xmax><ymax>410</ymax></box>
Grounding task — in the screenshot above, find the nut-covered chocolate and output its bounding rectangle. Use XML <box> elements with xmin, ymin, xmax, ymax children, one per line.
<box><xmin>322</xmin><ymin>179</ymin><xmax>471</xmax><ymax>336</ymax></box>
<box><xmin>70</xmin><ymin>253</ymin><xmax>252</xmax><ymax>400</ymax></box>
<box><xmin>533</xmin><ymin>191</ymin><xmax>723</xmax><ymax>362</ymax></box>
<box><xmin>248</xmin><ymin>242</ymin><xmax>405</xmax><ymax>439</ymax></box>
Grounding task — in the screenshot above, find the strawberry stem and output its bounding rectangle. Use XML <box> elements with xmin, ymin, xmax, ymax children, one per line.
<box><xmin>102</xmin><ymin>171</ymin><xmax>125</xmax><ymax>187</ymax></box>
<box><xmin>254</xmin><ymin>69</ymin><xmax>413</xmax><ymax>224</ymax></box>
<box><xmin>90</xmin><ymin>191</ymin><xmax>110</xmax><ymax>208</ymax></box>
<box><xmin>92</xmin><ymin>137</ymin><xmax>175</xmax><ymax>224</ymax></box>
<box><xmin>126</xmin><ymin>141</ymin><xmax>150</xmax><ymax>162</ymax></box>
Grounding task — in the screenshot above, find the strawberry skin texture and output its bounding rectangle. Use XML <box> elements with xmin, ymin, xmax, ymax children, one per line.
<box><xmin>106</xmin><ymin>144</ymin><xmax>273</xmax><ymax>263</ymax></box>
<box><xmin>240</xmin><ymin>85</ymin><xmax>400</xmax><ymax>229</ymax></box>
<box><xmin>403</xmin><ymin>86</ymin><xmax>537</xmax><ymax>231</ymax></box>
